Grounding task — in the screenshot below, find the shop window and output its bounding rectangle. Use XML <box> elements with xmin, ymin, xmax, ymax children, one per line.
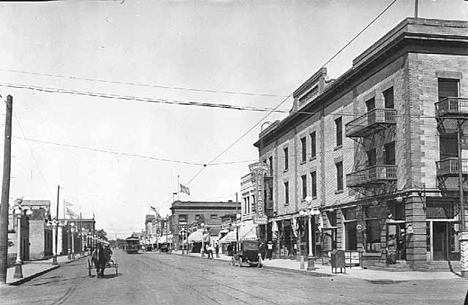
<box><xmin>365</xmin><ymin>219</ymin><xmax>381</xmax><ymax>252</ymax></box>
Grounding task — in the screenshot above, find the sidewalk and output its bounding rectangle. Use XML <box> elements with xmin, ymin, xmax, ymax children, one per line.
<box><xmin>4</xmin><ymin>253</ymin><xmax>87</xmax><ymax>286</ymax></box>
<box><xmin>170</xmin><ymin>250</ymin><xmax>463</xmax><ymax>282</ymax></box>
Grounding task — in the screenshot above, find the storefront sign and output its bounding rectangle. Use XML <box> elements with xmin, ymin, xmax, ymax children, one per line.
<box><xmin>249</xmin><ymin>162</ymin><xmax>269</xmax><ymax>222</ymax></box>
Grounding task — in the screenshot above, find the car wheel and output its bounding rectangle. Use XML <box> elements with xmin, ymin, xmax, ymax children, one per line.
<box><xmin>238</xmin><ymin>257</ymin><xmax>243</xmax><ymax>267</ymax></box>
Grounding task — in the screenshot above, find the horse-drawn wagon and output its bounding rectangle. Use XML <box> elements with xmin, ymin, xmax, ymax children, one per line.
<box><xmin>88</xmin><ymin>244</ymin><xmax>118</xmax><ymax>278</ymax></box>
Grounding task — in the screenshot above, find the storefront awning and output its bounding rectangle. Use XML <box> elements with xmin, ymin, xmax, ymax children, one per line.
<box><xmin>187</xmin><ymin>230</ymin><xmax>203</xmax><ymax>243</ymax></box>
<box><xmin>157</xmin><ymin>234</ymin><xmax>173</xmax><ymax>244</ymax></box>
<box><xmin>219</xmin><ymin>231</ymin><xmax>237</xmax><ymax>243</ymax></box>
<box><xmin>240</xmin><ymin>222</ymin><xmax>257</xmax><ymax>240</ymax></box>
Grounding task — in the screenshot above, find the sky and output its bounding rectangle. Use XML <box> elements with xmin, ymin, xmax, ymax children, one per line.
<box><xmin>0</xmin><ymin>0</ymin><xmax>466</xmax><ymax>239</ymax></box>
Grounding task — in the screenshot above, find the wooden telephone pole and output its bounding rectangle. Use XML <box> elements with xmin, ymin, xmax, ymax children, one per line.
<box><xmin>0</xmin><ymin>95</ymin><xmax>13</xmax><ymax>285</ymax></box>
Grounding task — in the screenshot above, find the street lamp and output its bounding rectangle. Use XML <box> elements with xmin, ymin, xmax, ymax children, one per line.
<box><xmin>299</xmin><ymin>196</ymin><xmax>320</xmax><ymax>271</ymax></box>
<box><xmin>46</xmin><ymin>218</ymin><xmax>64</xmax><ymax>265</ymax></box>
<box><xmin>13</xmin><ymin>194</ymin><xmax>33</xmax><ymax>278</ymax></box>
<box><xmin>70</xmin><ymin>222</ymin><xmax>75</xmax><ymax>259</ymax></box>
<box><xmin>201</xmin><ymin>223</ymin><xmax>205</xmax><ymax>257</ymax></box>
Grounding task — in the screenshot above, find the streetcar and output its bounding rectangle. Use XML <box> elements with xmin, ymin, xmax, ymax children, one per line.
<box><xmin>125</xmin><ymin>236</ymin><xmax>140</xmax><ymax>254</ymax></box>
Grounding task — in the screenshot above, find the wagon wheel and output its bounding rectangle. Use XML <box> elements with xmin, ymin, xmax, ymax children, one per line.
<box><xmin>238</xmin><ymin>257</ymin><xmax>243</xmax><ymax>267</ymax></box>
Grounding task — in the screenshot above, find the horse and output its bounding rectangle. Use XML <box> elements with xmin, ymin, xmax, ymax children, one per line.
<box><xmin>91</xmin><ymin>243</ymin><xmax>107</xmax><ymax>278</ymax></box>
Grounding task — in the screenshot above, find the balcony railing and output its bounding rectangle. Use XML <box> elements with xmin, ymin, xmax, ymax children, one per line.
<box><xmin>435</xmin><ymin>97</ymin><xmax>468</xmax><ymax>117</ymax></box>
<box><xmin>345</xmin><ymin>109</ymin><xmax>397</xmax><ymax>138</ymax></box>
<box><xmin>346</xmin><ymin>165</ymin><xmax>397</xmax><ymax>188</ymax></box>
<box><xmin>436</xmin><ymin>158</ymin><xmax>468</xmax><ymax>176</ymax></box>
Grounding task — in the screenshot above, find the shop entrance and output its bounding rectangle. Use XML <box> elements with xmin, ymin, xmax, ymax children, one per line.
<box><xmin>427</xmin><ymin>221</ymin><xmax>459</xmax><ymax>261</ymax></box>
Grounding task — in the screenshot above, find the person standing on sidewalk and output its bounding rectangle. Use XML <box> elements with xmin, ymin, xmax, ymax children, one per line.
<box><xmin>207</xmin><ymin>244</ymin><xmax>214</xmax><ymax>259</ymax></box>
<box><xmin>259</xmin><ymin>241</ymin><xmax>266</xmax><ymax>260</ymax></box>
<box><xmin>215</xmin><ymin>242</ymin><xmax>219</xmax><ymax>257</ymax></box>
<box><xmin>267</xmin><ymin>241</ymin><xmax>273</xmax><ymax>260</ymax></box>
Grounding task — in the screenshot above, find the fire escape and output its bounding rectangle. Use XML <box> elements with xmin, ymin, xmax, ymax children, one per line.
<box><xmin>435</xmin><ymin>97</ymin><xmax>468</xmax><ymax>195</ymax></box>
<box><xmin>345</xmin><ymin>108</ymin><xmax>398</xmax><ymax>196</ymax></box>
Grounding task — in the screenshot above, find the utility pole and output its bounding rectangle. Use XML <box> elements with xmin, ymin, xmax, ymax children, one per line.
<box><xmin>0</xmin><ymin>95</ymin><xmax>13</xmax><ymax>285</ymax></box>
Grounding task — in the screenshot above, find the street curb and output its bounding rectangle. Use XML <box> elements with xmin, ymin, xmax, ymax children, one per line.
<box><xmin>175</xmin><ymin>252</ymin><xmax>334</xmax><ymax>277</ymax></box>
<box><xmin>261</xmin><ymin>265</ymin><xmax>333</xmax><ymax>277</ymax></box>
<box><xmin>8</xmin><ymin>265</ymin><xmax>60</xmax><ymax>286</ymax></box>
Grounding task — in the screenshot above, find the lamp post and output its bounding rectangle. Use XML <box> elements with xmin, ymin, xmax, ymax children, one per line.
<box><xmin>201</xmin><ymin>223</ymin><xmax>205</xmax><ymax>257</ymax></box>
<box><xmin>46</xmin><ymin>218</ymin><xmax>63</xmax><ymax>265</ymax></box>
<box><xmin>299</xmin><ymin>196</ymin><xmax>319</xmax><ymax>271</ymax></box>
<box><xmin>70</xmin><ymin>222</ymin><xmax>75</xmax><ymax>259</ymax></box>
<box><xmin>13</xmin><ymin>194</ymin><xmax>32</xmax><ymax>278</ymax></box>
<box><xmin>235</xmin><ymin>213</ymin><xmax>241</xmax><ymax>255</ymax></box>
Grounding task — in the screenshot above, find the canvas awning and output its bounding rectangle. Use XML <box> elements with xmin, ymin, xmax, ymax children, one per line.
<box><xmin>187</xmin><ymin>230</ymin><xmax>203</xmax><ymax>243</ymax></box>
<box><xmin>240</xmin><ymin>222</ymin><xmax>257</xmax><ymax>240</ymax></box>
<box><xmin>157</xmin><ymin>234</ymin><xmax>173</xmax><ymax>244</ymax></box>
<box><xmin>219</xmin><ymin>231</ymin><xmax>237</xmax><ymax>243</ymax></box>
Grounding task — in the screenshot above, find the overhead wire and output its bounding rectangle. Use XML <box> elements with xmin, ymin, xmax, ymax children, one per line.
<box><xmin>0</xmin><ymin>68</ymin><xmax>289</xmax><ymax>98</ymax></box>
<box><xmin>0</xmin><ymin>83</ymin><xmax>290</xmax><ymax>113</ymax></box>
<box><xmin>11</xmin><ymin>135</ymin><xmax>254</xmax><ymax>166</ymax></box>
<box><xmin>181</xmin><ymin>0</ymin><xmax>401</xmax><ymax>189</ymax></box>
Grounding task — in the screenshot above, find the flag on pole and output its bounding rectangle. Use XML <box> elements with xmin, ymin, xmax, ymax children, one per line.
<box><xmin>180</xmin><ymin>183</ymin><xmax>190</xmax><ymax>195</ymax></box>
<box><xmin>64</xmin><ymin>200</ymin><xmax>73</xmax><ymax>207</ymax></box>
<box><xmin>66</xmin><ymin>207</ymin><xmax>78</xmax><ymax>219</ymax></box>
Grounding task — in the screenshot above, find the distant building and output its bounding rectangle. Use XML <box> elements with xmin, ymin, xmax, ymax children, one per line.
<box><xmin>170</xmin><ymin>200</ymin><xmax>241</xmax><ymax>251</ymax></box>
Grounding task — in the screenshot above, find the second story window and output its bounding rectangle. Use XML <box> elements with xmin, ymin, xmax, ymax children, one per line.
<box><xmin>336</xmin><ymin>161</ymin><xmax>343</xmax><ymax>191</ymax></box>
<box><xmin>366</xmin><ymin>97</ymin><xmax>376</xmax><ymax>111</ymax></box>
<box><xmin>301</xmin><ymin>137</ymin><xmax>307</xmax><ymax>162</ymax></box>
<box><xmin>284</xmin><ymin>181</ymin><xmax>289</xmax><ymax>205</ymax></box>
<box><xmin>179</xmin><ymin>214</ymin><xmax>188</xmax><ymax>224</ymax></box>
<box><xmin>310</xmin><ymin>131</ymin><xmax>316</xmax><ymax>159</ymax></box>
<box><xmin>301</xmin><ymin>174</ymin><xmax>307</xmax><ymax>199</ymax></box>
<box><xmin>311</xmin><ymin>171</ymin><xmax>317</xmax><ymax>198</ymax></box>
<box><xmin>284</xmin><ymin>147</ymin><xmax>289</xmax><ymax>170</ymax></box>
<box><xmin>335</xmin><ymin>117</ymin><xmax>343</xmax><ymax>147</ymax></box>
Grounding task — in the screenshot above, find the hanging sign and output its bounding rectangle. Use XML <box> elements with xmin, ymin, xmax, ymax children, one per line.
<box><xmin>249</xmin><ymin>162</ymin><xmax>269</xmax><ymax>224</ymax></box>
